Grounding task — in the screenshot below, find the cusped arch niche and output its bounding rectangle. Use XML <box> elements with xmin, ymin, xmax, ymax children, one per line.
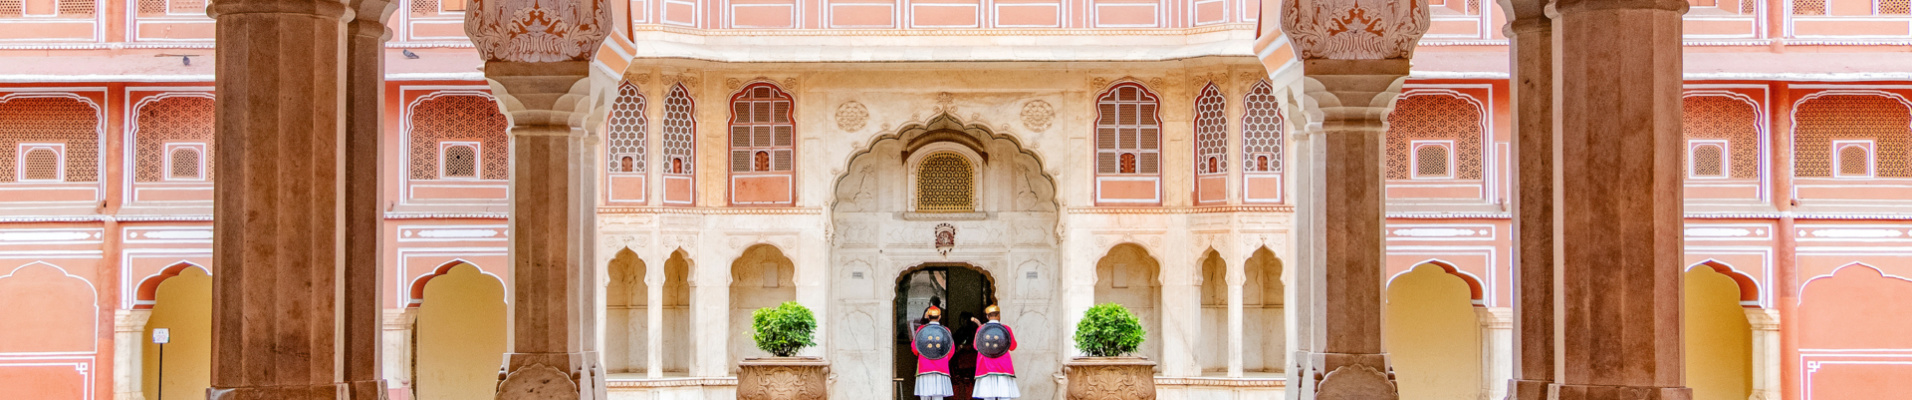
<box><xmin>832</xmin><ymin>114</ymin><xmax>1059</xmax><ymax>215</ymax></box>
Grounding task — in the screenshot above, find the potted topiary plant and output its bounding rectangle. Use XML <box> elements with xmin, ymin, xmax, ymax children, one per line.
<box><xmin>1065</xmin><ymin>303</ymin><xmax>1156</xmax><ymax>400</ymax></box>
<box><xmin>737</xmin><ymin>301</ymin><xmax>829</xmax><ymax>400</ymax></box>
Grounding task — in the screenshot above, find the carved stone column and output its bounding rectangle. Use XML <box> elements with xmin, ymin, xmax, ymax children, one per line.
<box><xmin>465</xmin><ymin>0</ymin><xmax>612</xmax><ymax>396</ymax></box>
<box><xmin>113</xmin><ymin>310</ymin><xmax>152</xmax><ymax>400</ymax></box>
<box><xmin>1227</xmin><ymin>269</ymin><xmax>1244</xmax><ymax>378</ymax></box>
<box><xmin>1278</xmin><ymin>0</ymin><xmax>1427</xmax><ymax>397</ymax></box>
<box><xmin>344</xmin><ymin>1</ymin><xmax>397</xmax><ymax>399</ymax></box>
<box><xmin>206</xmin><ymin>0</ymin><xmax>350</xmax><ymax>397</ymax></box>
<box><xmin>1745</xmin><ymin>308</ymin><xmax>1781</xmax><ymax>400</ymax></box>
<box><xmin>1479</xmin><ymin>307</ymin><xmax>1512</xmax><ymax>400</ymax></box>
<box><xmin>1551</xmin><ymin>0</ymin><xmax>1689</xmax><ymax>398</ymax></box>
<box><xmin>1493</xmin><ymin>0</ymin><xmax>1556</xmax><ymax>398</ymax></box>
<box><xmin>382</xmin><ymin>310</ymin><xmax>414</xmax><ymax>394</ymax></box>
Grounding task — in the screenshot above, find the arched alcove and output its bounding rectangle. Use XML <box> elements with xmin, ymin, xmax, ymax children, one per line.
<box><xmin>1242</xmin><ymin>247</ymin><xmax>1284</xmax><ymax>373</ymax></box>
<box><xmin>661</xmin><ymin>250</ymin><xmax>693</xmax><ymax>374</ymax></box>
<box><xmin>730</xmin><ymin>244</ymin><xmax>796</xmax><ymax>373</ymax></box>
<box><xmin>1197</xmin><ymin>250</ymin><xmax>1227</xmax><ymax>373</ymax></box>
<box><xmin>1385</xmin><ymin>262</ymin><xmax>1481</xmax><ymax>400</ymax></box>
<box><xmin>606</xmin><ymin>248</ymin><xmax>648</xmax><ymax>374</ymax></box>
<box><xmin>413</xmin><ymin>263</ymin><xmax>506</xmax><ymax>400</ymax></box>
<box><xmin>1094</xmin><ymin>243</ymin><xmax>1162</xmax><ymax>366</ymax></box>
<box><xmin>142</xmin><ymin>265</ymin><xmax>211</xmax><ymax>400</ymax></box>
<box><xmin>1684</xmin><ymin>263</ymin><xmax>1752</xmax><ymax>400</ymax></box>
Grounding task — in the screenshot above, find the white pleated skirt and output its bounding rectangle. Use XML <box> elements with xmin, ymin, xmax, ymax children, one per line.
<box><xmin>972</xmin><ymin>375</ymin><xmax>1021</xmax><ymax>399</ymax></box>
<box><xmin>915</xmin><ymin>374</ymin><xmax>954</xmax><ymax>398</ymax></box>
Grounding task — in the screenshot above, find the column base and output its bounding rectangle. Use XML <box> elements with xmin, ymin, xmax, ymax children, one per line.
<box><xmin>1553</xmin><ymin>384</ymin><xmax>1690</xmax><ymax>400</ymax></box>
<box><xmin>207</xmin><ymin>384</ymin><xmax>342</xmax><ymax>400</ymax></box>
<box><xmin>1295</xmin><ymin>352</ymin><xmax>1396</xmax><ymax>400</ymax></box>
<box><xmin>497</xmin><ymin>352</ymin><xmax>604</xmax><ymax>400</ymax></box>
<box><xmin>1509</xmin><ymin>379</ymin><xmax>1554</xmax><ymax>400</ymax></box>
<box><xmin>343</xmin><ymin>379</ymin><xmax>388</xmax><ymax>400</ymax></box>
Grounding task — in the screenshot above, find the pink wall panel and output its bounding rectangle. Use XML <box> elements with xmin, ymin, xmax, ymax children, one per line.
<box><xmin>911</xmin><ymin>0</ymin><xmax>982</xmax><ymax>28</ymax></box>
<box><xmin>1093</xmin><ymin>0</ymin><xmax>1159</xmax><ymax>27</ymax></box>
<box><xmin>829</xmin><ymin>0</ymin><xmax>896</xmax><ymax>28</ymax></box>
<box><xmin>732</xmin><ymin>0</ymin><xmax>798</xmax><ymax>28</ymax></box>
<box><xmin>995</xmin><ymin>0</ymin><xmax>1062</xmax><ymax>27</ymax></box>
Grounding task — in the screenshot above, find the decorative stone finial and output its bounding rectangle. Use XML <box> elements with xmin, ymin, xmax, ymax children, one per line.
<box><xmin>465</xmin><ymin>0</ymin><xmax>614</xmax><ymax>63</ymax></box>
<box><xmin>1280</xmin><ymin>0</ymin><xmax>1430</xmax><ymax>60</ymax></box>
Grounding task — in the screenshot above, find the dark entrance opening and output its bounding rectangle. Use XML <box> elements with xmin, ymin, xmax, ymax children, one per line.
<box><xmin>893</xmin><ymin>264</ymin><xmax>997</xmax><ymax>400</ymax></box>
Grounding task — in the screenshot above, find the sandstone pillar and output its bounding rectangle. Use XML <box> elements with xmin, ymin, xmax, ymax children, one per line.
<box><xmin>1279</xmin><ymin>1</ymin><xmax>1427</xmax><ymax>397</ymax></box>
<box><xmin>113</xmin><ymin>310</ymin><xmax>152</xmax><ymax>400</ymax></box>
<box><xmin>1551</xmin><ymin>0</ymin><xmax>1689</xmax><ymax>397</ymax></box>
<box><xmin>1480</xmin><ymin>307</ymin><xmax>1513</xmax><ymax>400</ymax></box>
<box><xmin>464</xmin><ymin>0</ymin><xmax>612</xmax><ymax>397</ymax></box>
<box><xmin>206</xmin><ymin>0</ymin><xmax>350</xmax><ymax>397</ymax></box>
<box><xmin>1493</xmin><ymin>0</ymin><xmax>1557</xmax><ymax>398</ymax></box>
<box><xmin>1227</xmin><ymin>271</ymin><xmax>1244</xmax><ymax>378</ymax></box>
<box><xmin>344</xmin><ymin>0</ymin><xmax>396</xmax><ymax>398</ymax></box>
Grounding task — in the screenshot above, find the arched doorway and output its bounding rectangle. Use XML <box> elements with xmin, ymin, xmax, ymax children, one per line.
<box><xmin>892</xmin><ymin>263</ymin><xmax>998</xmax><ymax>400</ymax></box>
<box><xmin>412</xmin><ymin>263</ymin><xmax>506</xmax><ymax>400</ymax></box>
<box><xmin>1385</xmin><ymin>262</ymin><xmax>1483</xmax><ymax>400</ymax></box>
<box><xmin>142</xmin><ymin>265</ymin><xmax>211</xmax><ymax>400</ymax></box>
<box><xmin>1684</xmin><ymin>263</ymin><xmax>1752</xmax><ymax>400</ymax></box>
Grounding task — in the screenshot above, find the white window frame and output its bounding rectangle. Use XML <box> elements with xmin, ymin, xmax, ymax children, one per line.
<box><xmin>163</xmin><ymin>142</ymin><xmax>208</xmax><ymax>181</ymax></box>
<box><xmin>1832</xmin><ymin>140</ymin><xmax>1875</xmax><ymax>178</ymax></box>
<box><xmin>1687</xmin><ymin>139</ymin><xmax>1730</xmax><ymax>179</ymax></box>
<box><xmin>1409</xmin><ymin>140</ymin><xmax>1456</xmax><ymax>179</ymax></box>
<box><xmin>16</xmin><ymin>143</ymin><xmax>66</xmax><ymax>182</ymax></box>
<box><xmin>438</xmin><ymin>141</ymin><xmax>482</xmax><ymax>180</ymax></box>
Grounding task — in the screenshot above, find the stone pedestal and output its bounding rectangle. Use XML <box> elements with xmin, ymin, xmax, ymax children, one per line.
<box><xmin>736</xmin><ymin>357</ymin><xmax>830</xmax><ymax>400</ymax></box>
<box><xmin>205</xmin><ymin>0</ymin><xmax>351</xmax><ymax>397</ymax></box>
<box><xmin>1064</xmin><ymin>357</ymin><xmax>1157</xmax><ymax>400</ymax></box>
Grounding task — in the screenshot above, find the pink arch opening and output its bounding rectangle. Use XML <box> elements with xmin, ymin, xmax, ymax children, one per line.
<box><xmin>409</xmin><ymin>260</ymin><xmax>484</xmax><ymax>307</ymax></box>
<box><xmin>134</xmin><ymin>262</ymin><xmax>209</xmax><ymax>309</ymax></box>
<box><xmin>1413</xmin><ymin>260</ymin><xmax>1485</xmax><ymax>305</ymax></box>
<box><xmin>1690</xmin><ymin>260</ymin><xmax>1760</xmax><ymax>305</ymax></box>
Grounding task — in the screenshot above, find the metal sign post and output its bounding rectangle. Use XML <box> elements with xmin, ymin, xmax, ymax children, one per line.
<box><xmin>153</xmin><ymin>328</ymin><xmax>170</xmax><ymax>400</ymax></box>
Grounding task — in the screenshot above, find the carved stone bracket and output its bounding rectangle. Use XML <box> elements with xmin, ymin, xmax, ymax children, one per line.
<box><xmin>465</xmin><ymin>0</ymin><xmax>613</xmax><ymax>63</ymax></box>
<box><xmin>1280</xmin><ymin>0</ymin><xmax>1430</xmax><ymax>60</ymax></box>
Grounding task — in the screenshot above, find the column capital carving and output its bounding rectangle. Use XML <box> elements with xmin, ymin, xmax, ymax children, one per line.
<box><xmin>114</xmin><ymin>309</ymin><xmax>153</xmax><ymax>332</ymax></box>
<box><xmin>347</xmin><ymin>0</ymin><xmax>399</xmax><ymax>40</ymax></box>
<box><xmin>1280</xmin><ymin>0</ymin><xmax>1430</xmax><ymax>61</ymax></box>
<box><xmin>1293</xmin><ymin>60</ymin><xmax>1411</xmax><ymax>135</ymax></box>
<box><xmin>465</xmin><ymin>0</ymin><xmax>614</xmax><ymax>63</ymax></box>
<box><xmin>484</xmin><ymin>61</ymin><xmax>594</xmax><ymax>136</ymax></box>
<box><xmin>1494</xmin><ymin>0</ymin><xmax>1551</xmax><ymax>37</ymax></box>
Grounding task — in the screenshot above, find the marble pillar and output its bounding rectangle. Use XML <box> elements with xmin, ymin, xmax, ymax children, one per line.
<box><xmin>1494</xmin><ymin>0</ymin><xmax>1557</xmax><ymax>398</ymax></box>
<box><xmin>344</xmin><ymin>0</ymin><xmax>396</xmax><ymax>398</ymax></box>
<box><xmin>1551</xmin><ymin>0</ymin><xmax>1690</xmax><ymax>397</ymax></box>
<box><xmin>113</xmin><ymin>310</ymin><xmax>152</xmax><ymax>400</ymax></box>
<box><xmin>485</xmin><ymin>60</ymin><xmax>606</xmax><ymax>400</ymax></box>
<box><xmin>648</xmin><ymin>257</ymin><xmax>665</xmax><ymax>378</ymax></box>
<box><xmin>1746</xmin><ymin>308</ymin><xmax>1780</xmax><ymax>400</ymax></box>
<box><xmin>1289</xmin><ymin>60</ymin><xmax>1411</xmax><ymax>399</ymax></box>
<box><xmin>1227</xmin><ymin>271</ymin><xmax>1245</xmax><ymax>378</ymax></box>
<box><xmin>381</xmin><ymin>310</ymin><xmax>414</xmax><ymax>394</ymax></box>
<box><xmin>206</xmin><ymin>0</ymin><xmax>350</xmax><ymax>397</ymax></box>
<box><xmin>1480</xmin><ymin>307</ymin><xmax>1513</xmax><ymax>400</ymax></box>
<box><xmin>1160</xmin><ymin>257</ymin><xmax>1200</xmax><ymax>377</ymax></box>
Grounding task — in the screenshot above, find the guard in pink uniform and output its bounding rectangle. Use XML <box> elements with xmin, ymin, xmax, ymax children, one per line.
<box><xmin>970</xmin><ymin>305</ymin><xmax>1020</xmax><ymax>400</ymax></box>
<box><xmin>911</xmin><ymin>306</ymin><xmax>955</xmax><ymax>400</ymax></box>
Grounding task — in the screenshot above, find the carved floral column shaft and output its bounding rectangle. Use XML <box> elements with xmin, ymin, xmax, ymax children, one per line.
<box><xmin>1492</xmin><ymin>0</ymin><xmax>1556</xmax><ymax>398</ymax></box>
<box><xmin>1551</xmin><ymin>0</ymin><xmax>1689</xmax><ymax>397</ymax></box>
<box><xmin>464</xmin><ymin>0</ymin><xmax>613</xmax><ymax>397</ymax></box>
<box><xmin>344</xmin><ymin>0</ymin><xmax>397</xmax><ymax>398</ymax></box>
<box><xmin>206</xmin><ymin>0</ymin><xmax>351</xmax><ymax>397</ymax></box>
<box><xmin>1279</xmin><ymin>0</ymin><xmax>1427</xmax><ymax>398</ymax></box>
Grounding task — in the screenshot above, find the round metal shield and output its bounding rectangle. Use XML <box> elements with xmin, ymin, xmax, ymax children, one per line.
<box><xmin>976</xmin><ymin>323</ymin><xmax>1013</xmax><ymax>358</ymax></box>
<box><xmin>915</xmin><ymin>324</ymin><xmax>954</xmax><ymax>360</ymax></box>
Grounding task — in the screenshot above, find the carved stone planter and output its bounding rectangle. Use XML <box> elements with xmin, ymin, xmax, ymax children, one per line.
<box><xmin>1064</xmin><ymin>356</ymin><xmax>1157</xmax><ymax>400</ymax></box>
<box><xmin>737</xmin><ymin>356</ymin><xmax>829</xmax><ymax>400</ymax></box>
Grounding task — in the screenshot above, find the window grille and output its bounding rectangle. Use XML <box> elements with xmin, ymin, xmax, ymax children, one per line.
<box><xmin>1414</xmin><ymin>145</ymin><xmax>1450</xmax><ymax>177</ymax></box>
<box><xmin>1095</xmin><ymin>83</ymin><xmax>1161</xmax><ymax>176</ymax></box>
<box><xmin>1793</xmin><ymin>0</ymin><xmax>1825</xmax><ymax>14</ymax></box>
<box><xmin>21</xmin><ymin>148</ymin><xmax>59</xmax><ymax>180</ymax></box>
<box><xmin>59</xmin><ymin>0</ymin><xmax>93</xmax><ymax>16</ymax></box>
<box><xmin>411</xmin><ymin>0</ymin><xmax>439</xmax><ymax>16</ymax></box>
<box><xmin>137</xmin><ymin>0</ymin><xmax>163</xmax><ymax>15</ymax></box>
<box><xmin>1883</xmin><ymin>0</ymin><xmax>1911</xmax><ymax>14</ymax></box>
<box><xmin>442</xmin><ymin>144</ymin><xmax>477</xmax><ymax>178</ymax></box>
<box><xmin>0</xmin><ymin>0</ymin><xmax>21</xmax><ymax>17</ymax></box>
<box><xmin>607</xmin><ymin>82</ymin><xmax>648</xmax><ymax>174</ymax></box>
<box><xmin>1838</xmin><ymin>145</ymin><xmax>1871</xmax><ymax>176</ymax></box>
<box><xmin>1739</xmin><ymin>0</ymin><xmax>1757</xmax><ymax>13</ymax></box>
<box><xmin>1793</xmin><ymin>95</ymin><xmax>1910</xmax><ymax>177</ymax></box>
<box><xmin>916</xmin><ymin>153</ymin><xmax>975</xmax><ymax>213</ymax></box>
<box><xmin>166</xmin><ymin>0</ymin><xmax>199</xmax><ymax>14</ymax></box>
<box><xmin>407</xmin><ymin>94</ymin><xmax>509</xmax><ymax>180</ymax></box>
<box><xmin>169</xmin><ymin>147</ymin><xmax>201</xmax><ymax>180</ymax></box>
<box><xmin>729</xmin><ymin>83</ymin><xmax>794</xmax><ymax>173</ymax></box>
<box><xmin>1194</xmin><ymin>84</ymin><xmax>1227</xmax><ymax>175</ymax></box>
<box><xmin>1387</xmin><ymin>93</ymin><xmax>1484</xmax><ymax>180</ymax></box>
<box><xmin>1690</xmin><ymin>144</ymin><xmax>1725</xmax><ymax>177</ymax></box>
<box><xmin>1242</xmin><ymin>81</ymin><xmax>1284</xmax><ymax>173</ymax></box>
<box><xmin>663</xmin><ymin>85</ymin><xmax>696</xmax><ymax>175</ymax></box>
<box><xmin>0</xmin><ymin>96</ymin><xmax>99</xmax><ymax>183</ymax></box>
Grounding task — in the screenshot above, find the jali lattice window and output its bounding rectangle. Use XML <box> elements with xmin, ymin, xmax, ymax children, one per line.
<box><xmin>1195</xmin><ymin>84</ymin><xmax>1227</xmax><ymax>175</ymax></box>
<box><xmin>168</xmin><ymin>147</ymin><xmax>202</xmax><ymax>180</ymax></box>
<box><xmin>1096</xmin><ymin>83</ymin><xmax>1161</xmax><ymax>175</ymax></box>
<box><xmin>1794</xmin><ymin>94</ymin><xmax>1910</xmax><ymax>177</ymax></box>
<box><xmin>1885</xmin><ymin>0</ymin><xmax>1912</xmax><ymax>14</ymax></box>
<box><xmin>1413</xmin><ymin>144</ymin><xmax>1451</xmax><ymax>178</ymax></box>
<box><xmin>0</xmin><ymin>96</ymin><xmax>99</xmax><ymax>183</ymax></box>
<box><xmin>137</xmin><ymin>0</ymin><xmax>199</xmax><ymax>16</ymax></box>
<box><xmin>407</xmin><ymin>93</ymin><xmax>509</xmax><ymax>180</ymax></box>
<box><xmin>1243</xmin><ymin>81</ymin><xmax>1284</xmax><ymax>173</ymax></box>
<box><xmin>607</xmin><ymin>82</ymin><xmax>648</xmax><ymax>174</ymax></box>
<box><xmin>916</xmin><ymin>153</ymin><xmax>975</xmax><ymax>213</ymax></box>
<box><xmin>1690</xmin><ymin>143</ymin><xmax>1726</xmax><ymax>178</ymax></box>
<box><xmin>21</xmin><ymin>147</ymin><xmax>60</xmax><ymax>181</ymax></box>
<box><xmin>1387</xmin><ymin>92</ymin><xmax>1484</xmax><ymax>180</ymax></box>
<box><xmin>1837</xmin><ymin>144</ymin><xmax>1873</xmax><ymax>177</ymax></box>
<box><xmin>136</xmin><ymin>96</ymin><xmax>215</xmax><ymax>182</ymax></box>
<box><xmin>729</xmin><ymin>83</ymin><xmax>794</xmax><ymax>173</ymax></box>
<box><xmin>1793</xmin><ymin>0</ymin><xmax>1825</xmax><ymax>14</ymax></box>
<box><xmin>442</xmin><ymin>144</ymin><xmax>477</xmax><ymax>178</ymax></box>
<box><xmin>663</xmin><ymin>84</ymin><xmax>696</xmax><ymax>175</ymax></box>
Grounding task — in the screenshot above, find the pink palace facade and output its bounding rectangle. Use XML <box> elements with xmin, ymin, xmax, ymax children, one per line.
<box><xmin>0</xmin><ymin>0</ymin><xmax>1911</xmax><ymax>399</ymax></box>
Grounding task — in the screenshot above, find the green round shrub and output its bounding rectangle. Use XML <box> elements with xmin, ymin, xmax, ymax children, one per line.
<box><xmin>751</xmin><ymin>301</ymin><xmax>818</xmax><ymax>357</ymax></box>
<box><xmin>1073</xmin><ymin>303</ymin><xmax>1146</xmax><ymax>357</ymax></box>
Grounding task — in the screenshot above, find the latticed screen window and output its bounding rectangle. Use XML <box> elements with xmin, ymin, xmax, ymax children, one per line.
<box><xmin>442</xmin><ymin>144</ymin><xmax>477</xmax><ymax>178</ymax></box>
<box><xmin>663</xmin><ymin>85</ymin><xmax>696</xmax><ymax>175</ymax></box>
<box><xmin>1096</xmin><ymin>83</ymin><xmax>1161</xmax><ymax>175</ymax></box>
<box><xmin>607</xmin><ymin>82</ymin><xmax>648</xmax><ymax>174</ymax></box>
<box><xmin>10</xmin><ymin>0</ymin><xmax>93</xmax><ymax>16</ymax></box>
<box><xmin>21</xmin><ymin>148</ymin><xmax>59</xmax><ymax>181</ymax></box>
<box><xmin>1690</xmin><ymin>144</ymin><xmax>1726</xmax><ymax>177</ymax></box>
<box><xmin>169</xmin><ymin>148</ymin><xmax>201</xmax><ymax>180</ymax></box>
<box><xmin>0</xmin><ymin>0</ymin><xmax>19</xmax><ymax>17</ymax></box>
<box><xmin>1242</xmin><ymin>81</ymin><xmax>1284</xmax><ymax>173</ymax></box>
<box><xmin>1414</xmin><ymin>145</ymin><xmax>1450</xmax><ymax>178</ymax></box>
<box><xmin>1883</xmin><ymin>0</ymin><xmax>1911</xmax><ymax>14</ymax></box>
<box><xmin>729</xmin><ymin>83</ymin><xmax>794</xmax><ymax>173</ymax></box>
<box><xmin>1194</xmin><ymin>84</ymin><xmax>1227</xmax><ymax>175</ymax></box>
<box><xmin>1793</xmin><ymin>0</ymin><xmax>1825</xmax><ymax>14</ymax></box>
<box><xmin>1838</xmin><ymin>145</ymin><xmax>1872</xmax><ymax>176</ymax></box>
<box><xmin>916</xmin><ymin>153</ymin><xmax>975</xmax><ymax>213</ymax></box>
<box><xmin>136</xmin><ymin>0</ymin><xmax>191</xmax><ymax>16</ymax></box>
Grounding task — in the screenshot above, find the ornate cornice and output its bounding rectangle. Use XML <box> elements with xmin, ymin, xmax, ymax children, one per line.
<box><xmin>465</xmin><ymin>0</ymin><xmax>614</xmax><ymax>62</ymax></box>
<box><xmin>1280</xmin><ymin>0</ymin><xmax>1431</xmax><ymax>60</ymax></box>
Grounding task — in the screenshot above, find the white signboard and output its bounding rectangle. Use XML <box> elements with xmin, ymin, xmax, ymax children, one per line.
<box><xmin>152</xmin><ymin>328</ymin><xmax>171</xmax><ymax>344</ymax></box>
